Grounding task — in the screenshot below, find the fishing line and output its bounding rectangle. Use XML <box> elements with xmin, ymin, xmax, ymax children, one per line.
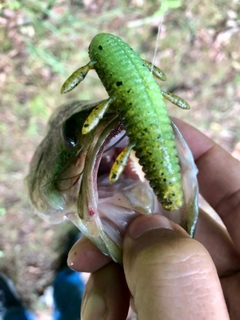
<box><xmin>150</xmin><ymin>0</ymin><xmax>166</xmax><ymax>75</ymax></box>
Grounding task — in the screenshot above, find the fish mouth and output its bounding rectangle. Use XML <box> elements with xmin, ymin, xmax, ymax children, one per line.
<box><xmin>27</xmin><ymin>100</ymin><xmax>186</xmax><ymax>263</ymax></box>
<box><xmin>67</xmin><ymin>124</ymin><xmax>166</xmax><ymax>263</ymax></box>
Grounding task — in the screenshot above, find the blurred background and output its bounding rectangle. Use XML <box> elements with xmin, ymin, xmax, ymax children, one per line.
<box><xmin>0</xmin><ymin>0</ymin><xmax>240</xmax><ymax>317</ymax></box>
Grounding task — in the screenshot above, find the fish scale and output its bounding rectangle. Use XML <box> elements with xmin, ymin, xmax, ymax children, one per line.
<box><xmin>88</xmin><ymin>33</ymin><xmax>183</xmax><ymax>210</ymax></box>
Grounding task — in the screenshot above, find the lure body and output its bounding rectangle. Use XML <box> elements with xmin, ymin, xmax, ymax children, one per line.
<box><xmin>88</xmin><ymin>33</ymin><xmax>183</xmax><ymax>210</ymax></box>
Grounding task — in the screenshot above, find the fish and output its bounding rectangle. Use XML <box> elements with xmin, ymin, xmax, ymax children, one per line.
<box><xmin>27</xmin><ymin>99</ymin><xmax>198</xmax><ymax>263</ymax></box>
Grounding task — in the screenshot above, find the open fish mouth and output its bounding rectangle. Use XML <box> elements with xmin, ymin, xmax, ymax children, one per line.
<box><xmin>66</xmin><ymin>124</ymin><xmax>162</xmax><ymax>263</ymax></box>
<box><xmin>69</xmin><ymin>124</ymin><xmax>192</xmax><ymax>263</ymax></box>
<box><xmin>27</xmin><ymin>100</ymin><xmax>198</xmax><ymax>264</ymax></box>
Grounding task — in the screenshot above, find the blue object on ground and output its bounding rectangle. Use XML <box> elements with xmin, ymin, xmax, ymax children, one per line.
<box><xmin>53</xmin><ymin>267</ymin><xmax>85</xmax><ymax>320</ymax></box>
<box><xmin>3</xmin><ymin>307</ymin><xmax>35</xmax><ymax>320</ymax></box>
<box><xmin>0</xmin><ymin>232</ymin><xmax>84</xmax><ymax>320</ymax></box>
<box><xmin>0</xmin><ymin>266</ymin><xmax>85</xmax><ymax>320</ymax></box>
<box><xmin>0</xmin><ymin>273</ymin><xmax>35</xmax><ymax>320</ymax></box>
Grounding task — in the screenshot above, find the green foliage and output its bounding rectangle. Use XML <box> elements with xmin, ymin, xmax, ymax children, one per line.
<box><xmin>27</xmin><ymin>42</ymin><xmax>65</xmax><ymax>73</ymax></box>
<box><xmin>158</xmin><ymin>0</ymin><xmax>182</xmax><ymax>15</ymax></box>
<box><xmin>1</xmin><ymin>0</ymin><xmax>21</xmax><ymax>10</ymax></box>
<box><xmin>0</xmin><ymin>207</ymin><xmax>6</xmax><ymax>216</ymax></box>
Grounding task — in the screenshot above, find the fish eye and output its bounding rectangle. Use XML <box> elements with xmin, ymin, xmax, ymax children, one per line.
<box><xmin>62</xmin><ymin>116</ymin><xmax>79</xmax><ymax>148</ymax></box>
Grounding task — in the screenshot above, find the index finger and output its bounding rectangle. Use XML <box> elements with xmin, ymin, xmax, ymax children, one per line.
<box><xmin>174</xmin><ymin>119</ymin><xmax>240</xmax><ymax>252</ymax></box>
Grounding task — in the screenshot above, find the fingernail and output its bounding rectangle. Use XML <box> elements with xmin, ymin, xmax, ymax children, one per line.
<box><xmin>67</xmin><ymin>238</ymin><xmax>82</xmax><ymax>270</ymax></box>
<box><xmin>67</xmin><ymin>247</ymin><xmax>77</xmax><ymax>269</ymax></box>
<box><xmin>81</xmin><ymin>292</ymin><xmax>107</xmax><ymax>320</ymax></box>
<box><xmin>128</xmin><ymin>215</ymin><xmax>173</xmax><ymax>240</ymax></box>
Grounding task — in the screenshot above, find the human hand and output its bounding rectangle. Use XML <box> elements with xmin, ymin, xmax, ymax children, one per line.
<box><xmin>68</xmin><ymin>119</ymin><xmax>240</xmax><ymax>320</ymax></box>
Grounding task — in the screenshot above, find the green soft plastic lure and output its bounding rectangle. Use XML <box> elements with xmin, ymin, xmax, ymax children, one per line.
<box><xmin>61</xmin><ymin>33</ymin><xmax>190</xmax><ymax>212</ymax></box>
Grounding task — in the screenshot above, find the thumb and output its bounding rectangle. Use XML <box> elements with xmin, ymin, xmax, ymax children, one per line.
<box><xmin>123</xmin><ymin>215</ymin><xmax>229</xmax><ymax>320</ymax></box>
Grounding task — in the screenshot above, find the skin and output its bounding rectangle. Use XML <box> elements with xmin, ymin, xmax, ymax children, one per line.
<box><xmin>67</xmin><ymin>119</ymin><xmax>240</xmax><ymax>320</ymax></box>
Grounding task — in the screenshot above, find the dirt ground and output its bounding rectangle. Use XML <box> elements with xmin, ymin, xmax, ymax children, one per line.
<box><xmin>0</xmin><ymin>0</ymin><xmax>240</xmax><ymax>317</ymax></box>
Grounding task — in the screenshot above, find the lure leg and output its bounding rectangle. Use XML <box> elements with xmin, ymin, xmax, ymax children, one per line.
<box><xmin>82</xmin><ymin>97</ymin><xmax>115</xmax><ymax>134</ymax></box>
<box><xmin>143</xmin><ymin>60</ymin><xmax>190</xmax><ymax>110</ymax></box>
<box><xmin>171</xmin><ymin>121</ymin><xmax>199</xmax><ymax>237</ymax></box>
<box><xmin>61</xmin><ymin>61</ymin><xmax>96</xmax><ymax>94</ymax></box>
<box><xmin>109</xmin><ymin>143</ymin><xmax>135</xmax><ymax>183</ymax></box>
<box><xmin>142</xmin><ymin>59</ymin><xmax>167</xmax><ymax>81</ymax></box>
<box><xmin>161</xmin><ymin>91</ymin><xmax>190</xmax><ymax>110</ymax></box>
